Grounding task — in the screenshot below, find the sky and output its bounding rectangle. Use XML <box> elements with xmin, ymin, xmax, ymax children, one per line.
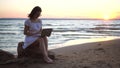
<box><xmin>0</xmin><ymin>0</ymin><xmax>120</xmax><ymax>19</ymax></box>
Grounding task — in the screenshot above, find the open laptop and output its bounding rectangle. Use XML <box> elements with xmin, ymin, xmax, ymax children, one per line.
<box><xmin>41</xmin><ymin>28</ymin><xmax>53</xmax><ymax>37</ymax></box>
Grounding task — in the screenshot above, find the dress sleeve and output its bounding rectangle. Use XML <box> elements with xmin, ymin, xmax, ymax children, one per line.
<box><xmin>24</xmin><ymin>20</ymin><xmax>30</xmax><ymax>26</ymax></box>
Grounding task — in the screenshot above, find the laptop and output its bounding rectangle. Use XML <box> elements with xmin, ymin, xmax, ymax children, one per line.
<box><xmin>41</xmin><ymin>28</ymin><xmax>53</xmax><ymax>37</ymax></box>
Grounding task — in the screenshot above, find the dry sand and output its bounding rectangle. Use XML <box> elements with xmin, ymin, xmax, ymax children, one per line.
<box><xmin>0</xmin><ymin>37</ymin><xmax>120</xmax><ymax>68</ymax></box>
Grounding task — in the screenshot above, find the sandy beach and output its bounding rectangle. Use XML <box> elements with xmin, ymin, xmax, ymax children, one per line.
<box><xmin>0</xmin><ymin>37</ymin><xmax>120</xmax><ymax>68</ymax></box>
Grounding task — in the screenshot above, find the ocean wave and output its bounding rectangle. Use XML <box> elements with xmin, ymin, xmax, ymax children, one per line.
<box><xmin>90</xmin><ymin>27</ymin><xmax>120</xmax><ymax>30</ymax></box>
<box><xmin>96</xmin><ymin>24</ymin><xmax>120</xmax><ymax>26</ymax></box>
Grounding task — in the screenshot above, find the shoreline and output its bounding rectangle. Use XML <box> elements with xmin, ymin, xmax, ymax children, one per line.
<box><xmin>49</xmin><ymin>36</ymin><xmax>120</xmax><ymax>50</ymax></box>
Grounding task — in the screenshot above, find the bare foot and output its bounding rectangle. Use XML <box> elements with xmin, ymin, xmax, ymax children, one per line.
<box><xmin>44</xmin><ymin>57</ymin><xmax>54</xmax><ymax>64</ymax></box>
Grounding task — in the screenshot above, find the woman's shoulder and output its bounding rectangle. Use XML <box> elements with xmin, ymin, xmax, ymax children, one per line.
<box><xmin>25</xmin><ymin>19</ymin><xmax>41</xmax><ymax>23</ymax></box>
<box><xmin>25</xmin><ymin>19</ymin><xmax>31</xmax><ymax>23</ymax></box>
<box><xmin>38</xmin><ymin>19</ymin><xmax>42</xmax><ymax>23</ymax></box>
<box><xmin>24</xmin><ymin>19</ymin><xmax>31</xmax><ymax>26</ymax></box>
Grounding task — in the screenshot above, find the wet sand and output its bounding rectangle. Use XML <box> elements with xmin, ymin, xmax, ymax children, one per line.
<box><xmin>0</xmin><ymin>37</ymin><xmax>120</xmax><ymax>68</ymax></box>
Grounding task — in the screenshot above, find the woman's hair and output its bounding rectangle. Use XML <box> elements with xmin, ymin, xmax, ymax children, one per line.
<box><xmin>28</xmin><ymin>6</ymin><xmax>42</xmax><ymax>19</ymax></box>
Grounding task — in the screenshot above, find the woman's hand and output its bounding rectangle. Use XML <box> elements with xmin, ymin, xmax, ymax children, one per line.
<box><xmin>35</xmin><ymin>29</ymin><xmax>42</xmax><ymax>34</ymax></box>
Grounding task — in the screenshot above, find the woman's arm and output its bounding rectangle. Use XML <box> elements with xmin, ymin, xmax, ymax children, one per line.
<box><xmin>24</xmin><ymin>25</ymin><xmax>33</xmax><ymax>36</ymax></box>
<box><xmin>24</xmin><ymin>25</ymin><xmax>42</xmax><ymax>36</ymax></box>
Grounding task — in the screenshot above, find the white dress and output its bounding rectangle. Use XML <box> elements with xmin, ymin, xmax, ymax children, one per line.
<box><xmin>23</xmin><ymin>19</ymin><xmax>42</xmax><ymax>49</ymax></box>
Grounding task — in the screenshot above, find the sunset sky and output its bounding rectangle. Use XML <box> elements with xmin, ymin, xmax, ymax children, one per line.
<box><xmin>0</xmin><ymin>0</ymin><xmax>120</xmax><ymax>19</ymax></box>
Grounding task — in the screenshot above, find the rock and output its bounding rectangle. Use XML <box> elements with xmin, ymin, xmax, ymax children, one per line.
<box><xmin>17</xmin><ymin>42</ymin><xmax>25</xmax><ymax>58</ymax></box>
<box><xmin>0</xmin><ymin>49</ymin><xmax>15</xmax><ymax>62</ymax></box>
<box><xmin>17</xmin><ymin>42</ymin><xmax>55</xmax><ymax>60</ymax></box>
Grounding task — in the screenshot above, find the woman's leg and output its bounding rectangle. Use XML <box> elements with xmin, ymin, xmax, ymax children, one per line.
<box><xmin>43</xmin><ymin>36</ymin><xmax>48</xmax><ymax>51</ymax></box>
<box><xmin>38</xmin><ymin>38</ymin><xmax>53</xmax><ymax>63</ymax></box>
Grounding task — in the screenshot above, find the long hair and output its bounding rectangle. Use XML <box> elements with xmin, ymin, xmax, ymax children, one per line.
<box><xmin>28</xmin><ymin>6</ymin><xmax>42</xmax><ymax>19</ymax></box>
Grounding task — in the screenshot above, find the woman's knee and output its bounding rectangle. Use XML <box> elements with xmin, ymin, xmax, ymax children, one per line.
<box><xmin>37</xmin><ymin>38</ymin><xmax>43</xmax><ymax>42</ymax></box>
<box><xmin>43</xmin><ymin>36</ymin><xmax>47</xmax><ymax>40</ymax></box>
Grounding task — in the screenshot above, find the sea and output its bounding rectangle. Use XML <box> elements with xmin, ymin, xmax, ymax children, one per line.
<box><xmin>0</xmin><ymin>18</ymin><xmax>120</xmax><ymax>54</ymax></box>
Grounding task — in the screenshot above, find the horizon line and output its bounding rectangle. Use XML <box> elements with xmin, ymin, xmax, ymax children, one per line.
<box><xmin>0</xmin><ymin>18</ymin><xmax>120</xmax><ymax>20</ymax></box>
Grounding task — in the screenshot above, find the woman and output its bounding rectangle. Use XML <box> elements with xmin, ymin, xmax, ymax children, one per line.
<box><xmin>23</xmin><ymin>6</ymin><xmax>53</xmax><ymax>63</ymax></box>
